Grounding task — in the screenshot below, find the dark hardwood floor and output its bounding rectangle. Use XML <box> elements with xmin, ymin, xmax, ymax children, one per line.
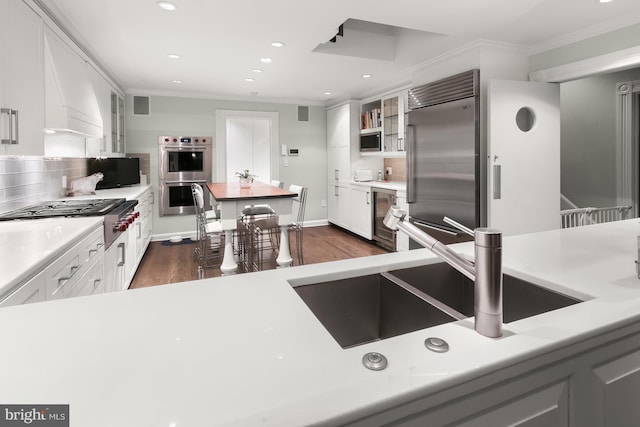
<box><xmin>129</xmin><ymin>225</ymin><xmax>388</xmax><ymax>289</ymax></box>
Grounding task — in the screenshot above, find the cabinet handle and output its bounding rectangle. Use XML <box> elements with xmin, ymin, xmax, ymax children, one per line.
<box><xmin>334</xmin><ymin>185</ymin><xmax>339</xmax><ymax>197</ymax></box>
<box><xmin>93</xmin><ymin>279</ymin><xmax>102</xmax><ymax>290</ymax></box>
<box><xmin>117</xmin><ymin>242</ymin><xmax>126</xmax><ymax>267</ymax></box>
<box><xmin>11</xmin><ymin>109</ymin><xmax>18</xmax><ymax>144</ymax></box>
<box><xmin>493</xmin><ymin>164</ymin><xmax>502</xmax><ymax>200</ymax></box>
<box><xmin>57</xmin><ymin>265</ymin><xmax>81</xmax><ymax>284</ymax></box>
<box><xmin>366</xmin><ymin>191</ymin><xmax>370</xmax><ymax>204</ymax></box>
<box><xmin>136</xmin><ymin>222</ymin><xmax>142</xmax><ymax>239</ymax></box>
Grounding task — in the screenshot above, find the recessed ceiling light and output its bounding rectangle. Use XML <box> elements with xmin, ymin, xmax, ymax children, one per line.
<box><xmin>596</xmin><ymin>0</ymin><xmax>613</xmax><ymax>3</ymax></box>
<box><xmin>252</xmin><ymin>69</ymin><xmax>263</xmax><ymax>73</ymax></box>
<box><xmin>260</xmin><ymin>57</ymin><xmax>272</xmax><ymax>63</ymax></box>
<box><xmin>244</xmin><ymin>78</ymin><xmax>255</xmax><ymax>82</ymax></box>
<box><xmin>324</xmin><ymin>92</ymin><xmax>332</xmax><ymax>95</ymax></box>
<box><xmin>44</xmin><ymin>129</ymin><xmax>57</xmax><ymax>134</ymax></box>
<box><xmin>362</xmin><ymin>74</ymin><xmax>372</xmax><ymax>79</ymax></box>
<box><xmin>167</xmin><ymin>54</ymin><xmax>181</xmax><ymax>59</ymax></box>
<box><xmin>157</xmin><ymin>1</ymin><xmax>177</xmax><ymax>11</ymax></box>
<box><xmin>172</xmin><ymin>79</ymin><xmax>182</xmax><ymax>84</ymax></box>
<box><xmin>271</xmin><ymin>41</ymin><xmax>285</xmax><ymax>48</ymax></box>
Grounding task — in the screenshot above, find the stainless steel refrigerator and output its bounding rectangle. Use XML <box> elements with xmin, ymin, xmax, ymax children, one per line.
<box><xmin>406</xmin><ymin>69</ymin><xmax>480</xmax><ymax>237</ymax></box>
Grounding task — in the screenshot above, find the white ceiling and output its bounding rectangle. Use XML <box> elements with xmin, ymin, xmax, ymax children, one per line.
<box><xmin>44</xmin><ymin>0</ymin><xmax>640</xmax><ymax>105</ymax></box>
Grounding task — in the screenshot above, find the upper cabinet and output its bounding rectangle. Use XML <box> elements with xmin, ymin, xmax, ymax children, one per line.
<box><xmin>0</xmin><ymin>0</ymin><xmax>45</xmax><ymax>156</ymax></box>
<box><xmin>360</xmin><ymin>91</ymin><xmax>406</xmax><ymax>157</ymax></box>
<box><xmin>86</xmin><ymin>64</ymin><xmax>125</xmax><ymax>157</ymax></box>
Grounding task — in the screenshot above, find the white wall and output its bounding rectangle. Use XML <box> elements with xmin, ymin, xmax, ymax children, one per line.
<box><xmin>125</xmin><ymin>95</ymin><xmax>327</xmax><ymax>237</ymax></box>
<box><xmin>561</xmin><ymin>67</ymin><xmax>640</xmax><ymax>208</ymax></box>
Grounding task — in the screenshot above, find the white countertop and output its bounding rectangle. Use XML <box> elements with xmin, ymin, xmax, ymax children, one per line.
<box><xmin>0</xmin><ymin>185</ymin><xmax>151</xmax><ymax>296</ymax></box>
<box><xmin>0</xmin><ymin>217</ymin><xmax>104</xmax><ymax>296</ymax></box>
<box><xmin>1</xmin><ymin>219</ymin><xmax>640</xmax><ymax>425</ymax></box>
<box><xmin>351</xmin><ymin>180</ymin><xmax>406</xmax><ymax>192</ymax></box>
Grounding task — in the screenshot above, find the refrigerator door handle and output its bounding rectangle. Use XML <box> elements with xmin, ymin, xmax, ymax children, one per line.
<box><xmin>406</xmin><ymin>124</ymin><xmax>416</xmax><ymax>203</ymax></box>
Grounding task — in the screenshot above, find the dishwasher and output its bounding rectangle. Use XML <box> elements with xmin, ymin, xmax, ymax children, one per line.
<box><xmin>372</xmin><ymin>187</ymin><xmax>396</xmax><ymax>251</ymax></box>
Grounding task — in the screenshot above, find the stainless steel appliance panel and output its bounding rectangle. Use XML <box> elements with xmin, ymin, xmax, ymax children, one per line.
<box><xmin>372</xmin><ymin>187</ymin><xmax>396</xmax><ymax>251</ymax></box>
<box><xmin>158</xmin><ymin>136</ymin><xmax>212</xmax><ymax>182</ymax></box>
<box><xmin>407</xmin><ymin>97</ymin><xmax>479</xmax><ymax>232</ymax></box>
<box><xmin>159</xmin><ymin>180</ymin><xmax>210</xmax><ymax>216</ymax></box>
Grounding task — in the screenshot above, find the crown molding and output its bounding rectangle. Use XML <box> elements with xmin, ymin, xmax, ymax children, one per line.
<box><xmin>528</xmin><ymin>12</ymin><xmax>640</xmax><ymax>56</ymax></box>
<box><xmin>530</xmin><ymin>44</ymin><xmax>640</xmax><ymax>83</ymax></box>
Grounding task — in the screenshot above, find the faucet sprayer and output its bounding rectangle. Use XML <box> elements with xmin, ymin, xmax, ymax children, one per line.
<box><xmin>384</xmin><ymin>206</ymin><xmax>503</xmax><ymax>338</ymax></box>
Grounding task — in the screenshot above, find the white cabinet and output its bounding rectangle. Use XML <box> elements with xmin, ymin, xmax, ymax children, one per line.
<box><xmin>395</xmin><ymin>191</ymin><xmax>409</xmax><ymax>251</ymax></box>
<box><xmin>111</xmin><ymin>91</ymin><xmax>125</xmax><ymax>154</ymax></box>
<box><xmin>327</xmin><ymin>101</ymin><xmax>359</xmax><ymax>227</ymax></box>
<box><xmin>0</xmin><ymin>274</ymin><xmax>45</xmax><ymax>307</ymax></box>
<box><xmin>0</xmin><ymin>0</ymin><xmax>44</xmax><ymax>156</ymax></box>
<box><xmin>46</xmin><ymin>227</ymin><xmax>104</xmax><ymax>300</ymax></box>
<box><xmin>360</xmin><ymin>92</ymin><xmax>406</xmax><ymax>157</ymax></box>
<box><xmin>135</xmin><ymin>189</ymin><xmax>154</xmax><ymax>262</ymax></box>
<box><xmin>103</xmin><ymin>235</ymin><xmax>126</xmax><ymax>293</ymax></box>
<box><xmin>347</xmin><ymin>186</ymin><xmax>372</xmax><ymax>239</ymax></box>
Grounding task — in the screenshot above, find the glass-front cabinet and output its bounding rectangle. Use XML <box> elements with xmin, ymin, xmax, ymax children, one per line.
<box><xmin>360</xmin><ymin>91</ymin><xmax>406</xmax><ymax>157</ymax></box>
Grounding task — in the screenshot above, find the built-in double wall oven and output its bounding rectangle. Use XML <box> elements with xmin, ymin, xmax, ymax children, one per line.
<box><xmin>158</xmin><ymin>136</ymin><xmax>212</xmax><ymax>216</ymax></box>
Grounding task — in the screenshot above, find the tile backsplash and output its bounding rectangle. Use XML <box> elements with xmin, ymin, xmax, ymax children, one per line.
<box><xmin>384</xmin><ymin>157</ymin><xmax>407</xmax><ymax>182</ymax></box>
<box><xmin>0</xmin><ymin>156</ymin><xmax>87</xmax><ymax>214</ymax></box>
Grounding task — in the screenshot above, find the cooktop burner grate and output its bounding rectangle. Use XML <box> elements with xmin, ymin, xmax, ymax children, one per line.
<box><xmin>0</xmin><ymin>198</ymin><xmax>127</xmax><ymax>220</ymax></box>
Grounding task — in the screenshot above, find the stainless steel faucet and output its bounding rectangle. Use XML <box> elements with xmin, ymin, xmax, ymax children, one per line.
<box><xmin>384</xmin><ymin>206</ymin><xmax>503</xmax><ymax>338</ymax></box>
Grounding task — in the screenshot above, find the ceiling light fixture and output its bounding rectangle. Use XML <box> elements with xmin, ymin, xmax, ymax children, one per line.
<box><xmin>324</xmin><ymin>92</ymin><xmax>332</xmax><ymax>95</ymax></box>
<box><xmin>167</xmin><ymin>54</ymin><xmax>181</xmax><ymax>59</ymax></box>
<box><xmin>260</xmin><ymin>57</ymin><xmax>272</xmax><ymax>63</ymax></box>
<box><xmin>596</xmin><ymin>0</ymin><xmax>613</xmax><ymax>3</ymax></box>
<box><xmin>271</xmin><ymin>41</ymin><xmax>285</xmax><ymax>48</ymax></box>
<box><xmin>157</xmin><ymin>1</ymin><xmax>177</xmax><ymax>11</ymax></box>
<box><xmin>244</xmin><ymin>78</ymin><xmax>255</xmax><ymax>82</ymax></box>
<box><xmin>172</xmin><ymin>79</ymin><xmax>182</xmax><ymax>84</ymax></box>
<box><xmin>252</xmin><ymin>69</ymin><xmax>263</xmax><ymax>73</ymax></box>
<box><xmin>362</xmin><ymin>74</ymin><xmax>372</xmax><ymax>78</ymax></box>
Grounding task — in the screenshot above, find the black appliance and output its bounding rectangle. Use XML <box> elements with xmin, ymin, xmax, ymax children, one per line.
<box><xmin>87</xmin><ymin>157</ymin><xmax>140</xmax><ymax>190</ymax></box>
<box><xmin>359</xmin><ymin>131</ymin><xmax>381</xmax><ymax>152</ymax></box>
<box><xmin>0</xmin><ymin>198</ymin><xmax>138</xmax><ymax>248</ymax></box>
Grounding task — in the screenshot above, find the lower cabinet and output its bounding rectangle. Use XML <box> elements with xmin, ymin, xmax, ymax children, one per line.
<box><xmin>349</xmin><ymin>324</ymin><xmax>640</xmax><ymax>427</ymax></box>
<box><xmin>103</xmin><ymin>235</ymin><xmax>126</xmax><ymax>293</ymax></box>
<box><xmin>347</xmin><ymin>186</ymin><xmax>372</xmax><ymax>239</ymax></box>
<box><xmin>0</xmin><ymin>274</ymin><xmax>45</xmax><ymax>307</ymax></box>
<box><xmin>395</xmin><ymin>191</ymin><xmax>409</xmax><ymax>251</ymax></box>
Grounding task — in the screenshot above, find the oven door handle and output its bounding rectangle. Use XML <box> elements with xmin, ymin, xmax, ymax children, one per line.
<box><xmin>161</xmin><ymin>145</ymin><xmax>207</xmax><ymax>151</ymax></box>
<box><xmin>164</xmin><ymin>180</ymin><xmax>207</xmax><ymax>185</ymax></box>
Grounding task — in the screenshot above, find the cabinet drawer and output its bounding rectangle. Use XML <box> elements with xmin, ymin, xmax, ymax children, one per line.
<box><xmin>46</xmin><ymin>227</ymin><xmax>104</xmax><ymax>300</ymax></box>
<box><xmin>0</xmin><ymin>274</ymin><xmax>46</xmax><ymax>307</ymax></box>
<box><xmin>68</xmin><ymin>259</ymin><xmax>104</xmax><ymax>298</ymax></box>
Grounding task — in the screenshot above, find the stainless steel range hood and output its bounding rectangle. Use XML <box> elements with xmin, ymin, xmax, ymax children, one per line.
<box><xmin>43</xmin><ymin>28</ymin><xmax>102</xmax><ymax>138</ymax></box>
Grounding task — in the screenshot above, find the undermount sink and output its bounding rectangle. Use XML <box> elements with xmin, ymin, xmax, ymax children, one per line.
<box><xmin>292</xmin><ymin>262</ymin><xmax>582</xmax><ymax>349</ymax></box>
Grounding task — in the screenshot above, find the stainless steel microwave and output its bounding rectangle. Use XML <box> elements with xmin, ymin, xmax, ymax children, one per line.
<box><xmin>360</xmin><ymin>132</ymin><xmax>381</xmax><ymax>152</ymax></box>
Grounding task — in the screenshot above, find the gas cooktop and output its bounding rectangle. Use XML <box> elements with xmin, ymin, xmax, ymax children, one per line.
<box><xmin>0</xmin><ymin>198</ymin><xmax>127</xmax><ymax>220</ymax></box>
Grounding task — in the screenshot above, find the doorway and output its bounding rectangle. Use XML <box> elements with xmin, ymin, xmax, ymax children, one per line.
<box><xmin>215</xmin><ymin>110</ymin><xmax>280</xmax><ymax>183</ymax></box>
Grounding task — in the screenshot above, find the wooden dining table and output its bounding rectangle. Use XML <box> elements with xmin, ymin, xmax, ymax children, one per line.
<box><xmin>206</xmin><ymin>181</ymin><xmax>298</xmax><ymax>274</ymax></box>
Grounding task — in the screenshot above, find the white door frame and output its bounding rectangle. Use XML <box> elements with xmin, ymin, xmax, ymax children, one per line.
<box><xmin>530</xmin><ymin>46</ymin><xmax>640</xmax><ymax>215</ymax></box>
<box><xmin>215</xmin><ymin>110</ymin><xmax>280</xmax><ymax>182</ymax></box>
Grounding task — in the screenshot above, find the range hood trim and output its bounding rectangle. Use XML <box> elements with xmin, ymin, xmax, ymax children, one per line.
<box><xmin>43</xmin><ymin>28</ymin><xmax>103</xmax><ymax>138</ymax></box>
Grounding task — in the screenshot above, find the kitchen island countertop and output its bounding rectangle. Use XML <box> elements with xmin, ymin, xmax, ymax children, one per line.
<box><xmin>0</xmin><ymin>219</ymin><xmax>639</xmax><ymax>425</ymax></box>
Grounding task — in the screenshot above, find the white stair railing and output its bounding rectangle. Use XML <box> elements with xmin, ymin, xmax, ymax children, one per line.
<box><xmin>560</xmin><ymin>206</ymin><xmax>632</xmax><ymax>228</ymax></box>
